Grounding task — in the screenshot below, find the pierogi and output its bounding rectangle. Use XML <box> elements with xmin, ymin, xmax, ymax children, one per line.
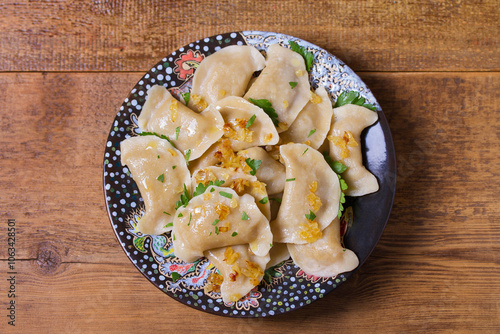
<box><xmin>244</xmin><ymin>44</ymin><xmax>310</xmax><ymax>132</ymax></box>
<box><xmin>328</xmin><ymin>104</ymin><xmax>379</xmax><ymax>196</ymax></box>
<box><xmin>120</xmin><ymin>135</ymin><xmax>191</xmax><ymax>235</ymax></box>
<box><xmin>172</xmin><ymin>186</ymin><xmax>272</xmax><ymax>263</ymax></box>
<box><xmin>120</xmin><ymin>42</ymin><xmax>381</xmax><ymax>303</ymax></box>
<box><xmin>189</xmin><ymin>45</ymin><xmax>266</xmax><ymax>110</ymax></box>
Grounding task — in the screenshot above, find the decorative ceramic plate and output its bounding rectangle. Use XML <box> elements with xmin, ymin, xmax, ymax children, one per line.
<box><xmin>103</xmin><ymin>31</ymin><xmax>396</xmax><ymax>317</ymax></box>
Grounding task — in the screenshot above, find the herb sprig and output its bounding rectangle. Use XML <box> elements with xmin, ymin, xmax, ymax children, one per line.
<box><xmin>175</xmin><ymin>180</ymin><xmax>226</xmax><ymax>210</ymax></box>
<box><xmin>139</xmin><ymin>131</ymin><xmax>176</xmax><ymax>148</ymax></box>
<box><xmin>246</xmin><ymin>114</ymin><xmax>256</xmax><ymax>128</ymax></box>
<box><xmin>288</xmin><ymin>41</ymin><xmax>314</xmax><ymax>71</ymax></box>
<box><xmin>181</xmin><ymin>92</ymin><xmax>190</xmax><ymax>105</ymax></box>
<box><xmin>248</xmin><ymin>98</ymin><xmax>279</xmax><ymax>126</ymax></box>
<box><xmin>334</xmin><ymin>91</ymin><xmax>376</xmax><ymax>111</ymax></box>
<box><xmin>322</xmin><ymin>152</ymin><xmax>349</xmax><ymax>218</ymax></box>
<box><xmin>175</xmin><ymin>184</ymin><xmax>191</xmax><ymax>209</ymax></box>
<box><xmin>192</xmin><ymin>180</ymin><xmax>225</xmax><ymax>198</ymax></box>
<box><xmin>245</xmin><ymin>158</ymin><xmax>262</xmax><ymax>176</ymax></box>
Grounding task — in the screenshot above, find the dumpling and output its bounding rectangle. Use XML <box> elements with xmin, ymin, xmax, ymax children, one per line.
<box><xmin>271</xmin><ymin>143</ymin><xmax>340</xmax><ymax>244</ymax></box>
<box><xmin>328</xmin><ymin>104</ymin><xmax>379</xmax><ymax>196</ymax></box>
<box><xmin>120</xmin><ymin>135</ymin><xmax>191</xmax><ymax>235</ymax></box>
<box><xmin>280</xmin><ymin>86</ymin><xmax>334</xmax><ymax>149</ymax></box>
<box><xmin>266</xmin><ymin>243</ymin><xmax>290</xmax><ymax>269</ymax></box>
<box><xmin>188</xmin><ymin>45</ymin><xmax>266</xmax><ymax>111</ymax></box>
<box><xmin>138</xmin><ymin>85</ymin><xmax>224</xmax><ymax>161</ymax></box>
<box><xmin>205</xmin><ymin>245</ymin><xmax>269</xmax><ymax>303</ymax></box>
<box><xmin>244</xmin><ymin>44</ymin><xmax>310</xmax><ymax>132</ymax></box>
<box><xmin>237</xmin><ymin>147</ymin><xmax>286</xmax><ymax>196</ymax></box>
<box><xmin>188</xmin><ymin>142</ymin><xmax>220</xmax><ymax>175</ymax></box>
<box><xmin>287</xmin><ymin>217</ymin><xmax>359</xmax><ymax>277</ymax></box>
<box><xmin>212</xmin><ymin>96</ymin><xmax>279</xmax><ymax>151</ymax></box>
<box><xmin>191</xmin><ymin>166</ymin><xmax>271</xmax><ymax>220</ymax></box>
<box><xmin>172</xmin><ymin>186</ymin><xmax>273</xmax><ymax>263</ymax></box>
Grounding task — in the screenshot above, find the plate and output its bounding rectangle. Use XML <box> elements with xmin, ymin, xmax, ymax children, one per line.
<box><xmin>103</xmin><ymin>31</ymin><xmax>396</xmax><ymax>317</ymax></box>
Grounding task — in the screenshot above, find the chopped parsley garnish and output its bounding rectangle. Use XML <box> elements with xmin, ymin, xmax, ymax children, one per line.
<box><xmin>246</xmin><ymin>114</ymin><xmax>257</xmax><ymax>128</ymax></box>
<box><xmin>171</xmin><ymin>272</ymin><xmax>181</xmax><ymax>283</ymax></box>
<box><xmin>139</xmin><ymin>131</ymin><xmax>176</xmax><ymax>148</ymax></box>
<box><xmin>338</xmin><ymin>191</ymin><xmax>346</xmax><ymax>218</ymax></box>
<box><xmin>245</xmin><ymin>158</ymin><xmax>262</xmax><ymax>176</ymax></box>
<box><xmin>215</xmin><ymin>226</ymin><xmax>220</xmax><ymax>235</ymax></box>
<box><xmin>286</xmin><ymin>178</ymin><xmax>296</xmax><ymax>182</ymax></box>
<box><xmin>181</xmin><ymin>92</ymin><xmax>190</xmax><ymax>105</ymax></box>
<box><xmin>231</xmin><ymin>232</ymin><xmax>238</xmax><ymax>237</ymax></box>
<box><xmin>188</xmin><ymin>213</ymin><xmax>192</xmax><ymax>226</ymax></box>
<box><xmin>164</xmin><ymin>222</ymin><xmax>173</xmax><ymax>228</ymax></box>
<box><xmin>212</xmin><ymin>219</ymin><xmax>220</xmax><ymax>226</ymax></box>
<box><xmin>339</xmin><ymin>178</ymin><xmax>348</xmax><ymax>191</ymax></box>
<box><xmin>334</xmin><ymin>91</ymin><xmax>376</xmax><ymax>111</ymax></box>
<box><xmin>163</xmin><ymin>211</ymin><xmax>171</xmax><ymax>216</ymax></box>
<box><xmin>157</xmin><ymin>155</ymin><xmax>160</xmax><ymax>159</ymax></box>
<box><xmin>157</xmin><ymin>173</ymin><xmax>165</xmax><ymax>183</ymax></box>
<box><xmin>269</xmin><ymin>197</ymin><xmax>282</xmax><ymax>203</ymax></box>
<box><xmin>305</xmin><ymin>210</ymin><xmax>316</xmax><ymax>221</ymax></box>
<box><xmin>178</xmin><ymin>213</ymin><xmax>183</xmax><ymax>218</ymax></box>
<box><xmin>307</xmin><ymin>129</ymin><xmax>316</xmax><ymax>138</ymax></box>
<box><xmin>322</xmin><ymin>152</ymin><xmax>349</xmax><ymax>217</ymax></box>
<box><xmin>175</xmin><ymin>126</ymin><xmax>181</xmax><ymax>140</ymax></box>
<box><xmin>302</xmin><ymin>148</ymin><xmax>309</xmax><ymax>156</ymax></box>
<box><xmin>192</xmin><ymin>180</ymin><xmax>225</xmax><ymax>198</ymax></box>
<box><xmin>172</xmin><ymin>165</ymin><xmax>177</xmax><ymax>169</ymax></box>
<box><xmin>322</xmin><ymin>151</ymin><xmax>348</xmax><ymax>174</ymax></box>
<box><xmin>248</xmin><ymin>98</ymin><xmax>279</xmax><ymax>126</ymax></box>
<box><xmin>242</xmin><ymin>211</ymin><xmax>249</xmax><ymax>220</ymax></box>
<box><xmin>173</xmin><ymin>233</ymin><xmax>176</xmax><ymax>241</ymax></box>
<box><xmin>289</xmin><ymin>81</ymin><xmax>298</xmax><ymax>89</ymax></box>
<box><xmin>219</xmin><ymin>191</ymin><xmax>233</xmax><ymax>199</ymax></box>
<box><xmin>259</xmin><ymin>196</ymin><xmax>268</xmax><ymax>204</ymax></box>
<box><xmin>175</xmin><ymin>183</ymin><xmax>191</xmax><ymax>209</ymax></box>
<box><xmin>270</xmin><ymin>243</ymin><xmax>273</xmax><ymax>248</ymax></box>
<box><xmin>184</xmin><ymin>149</ymin><xmax>191</xmax><ymax>166</ymax></box>
<box><xmin>288</xmin><ymin>40</ymin><xmax>314</xmax><ymax>71</ymax></box>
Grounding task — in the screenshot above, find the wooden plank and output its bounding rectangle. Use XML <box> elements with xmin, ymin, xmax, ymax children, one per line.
<box><xmin>0</xmin><ymin>72</ymin><xmax>499</xmax><ymax>331</ymax></box>
<box><xmin>2</xmin><ymin>249</ymin><xmax>498</xmax><ymax>332</ymax></box>
<box><xmin>0</xmin><ymin>0</ymin><xmax>498</xmax><ymax>72</ymax></box>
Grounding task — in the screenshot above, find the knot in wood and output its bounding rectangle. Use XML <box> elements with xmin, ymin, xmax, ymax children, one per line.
<box><xmin>36</xmin><ymin>245</ymin><xmax>61</xmax><ymax>273</ymax></box>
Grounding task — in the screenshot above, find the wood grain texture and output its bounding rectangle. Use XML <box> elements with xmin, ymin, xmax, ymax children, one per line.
<box><xmin>0</xmin><ymin>72</ymin><xmax>498</xmax><ymax>332</ymax></box>
<box><xmin>0</xmin><ymin>0</ymin><xmax>498</xmax><ymax>72</ymax></box>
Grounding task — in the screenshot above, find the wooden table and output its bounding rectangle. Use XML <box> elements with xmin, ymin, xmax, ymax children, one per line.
<box><xmin>1</xmin><ymin>1</ymin><xmax>498</xmax><ymax>332</ymax></box>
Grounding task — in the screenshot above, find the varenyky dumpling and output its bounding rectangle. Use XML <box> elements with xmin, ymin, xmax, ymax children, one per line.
<box><xmin>271</xmin><ymin>143</ymin><xmax>340</xmax><ymax>244</ymax></box>
<box><xmin>188</xmin><ymin>45</ymin><xmax>266</xmax><ymax>111</ymax></box>
<box><xmin>120</xmin><ymin>135</ymin><xmax>191</xmax><ymax>235</ymax></box>
<box><xmin>280</xmin><ymin>86</ymin><xmax>334</xmax><ymax>149</ymax></box>
<box><xmin>328</xmin><ymin>104</ymin><xmax>379</xmax><ymax>196</ymax></box>
<box><xmin>266</xmin><ymin>242</ymin><xmax>290</xmax><ymax>269</ymax></box>
<box><xmin>287</xmin><ymin>217</ymin><xmax>359</xmax><ymax>277</ymax></box>
<box><xmin>205</xmin><ymin>245</ymin><xmax>269</xmax><ymax>303</ymax></box>
<box><xmin>187</xmin><ymin>142</ymin><xmax>220</xmax><ymax>175</ymax></box>
<box><xmin>213</xmin><ymin>96</ymin><xmax>279</xmax><ymax>151</ymax></box>
<box><xmin>244</xmin><ymin>44</ymin><xmax>310</xmax><ymax>132</ymax></box>
<box><xmin>237</xmin><ymin>147</ymin><xmax>286</xmax><ymax>196</ymax></box>
<box><xmin>172</xmin><ymin>186</ymin><xmax>273</xmax><ymax>263</ymax></box>
<box><xmin>191</xmin><ymin>166</ymin><xmax>271</xmax><ymax>220</ymax></box>
<box><xmin>138</xmin><ymin>85</ymin><xmax>224</xmax><ymax>161</ymax></box>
